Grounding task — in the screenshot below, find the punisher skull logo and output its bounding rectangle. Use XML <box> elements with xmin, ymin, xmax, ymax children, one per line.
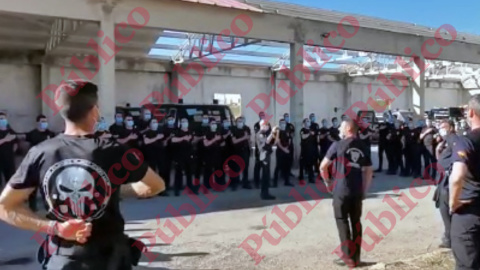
<box><xmin>56</xmin><ymin>167</ymin><xmax>95</xmax><ymax>217</ymax></box>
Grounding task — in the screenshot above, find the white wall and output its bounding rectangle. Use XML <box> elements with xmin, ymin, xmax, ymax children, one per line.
<box><xmin>0</xmin><ymin>62</ymin><xmax>470</xmax><ymax>132</ymax></box>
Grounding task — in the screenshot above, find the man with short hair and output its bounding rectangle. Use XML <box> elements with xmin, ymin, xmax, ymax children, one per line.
<box><xmin>450</xmin><ymin>95</ymin><xmax>480</xmax><ymax>270</ymax></box>
<box><xmin>0</xmin><ymin>112</ymin><xmax>18</xmax><ymax>189</ymax></box>
<box><xmin>320</xmin><ymin>119</ymin><xmax>373</xmax><ymax>267</ymax></box>
<box><xmin>434</xmin><ymin>119</ymin><xmax>457</xmax><ymax>249</ymax></box>
<box><xmin>0</xmin><ymin>80</ymin><xmax>165</xmax><ymax>269</ymax></box>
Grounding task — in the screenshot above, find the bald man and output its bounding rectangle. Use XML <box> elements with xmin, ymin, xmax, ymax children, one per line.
<box><xmin>320</xmin><ymin>119</ymin><xmax>373</xmax><ymax>267</ymax></box>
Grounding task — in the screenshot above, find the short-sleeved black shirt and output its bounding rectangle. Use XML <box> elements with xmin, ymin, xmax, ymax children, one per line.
<box><xmin>143</xmin><ymin>129</ymin><xmax>165</xmax><ymax>159</ymax></box>
<box><xmin>319</xmin><ymin>127</ymin><xmax>329</xmax><ymax>148</ymax></box>
<box><xmin>8</xmin><ymin>134</ymin><xmax>148</xmax><ymax>247</ymax></box>
<box><xmin>232</xmin><ymin>127</ymin><xmax>250</xmax><ymax>152</ymax></box>
<box><xmin>325</xmin><ymin>137</ymin><xmax>372</xmax><ymax>196</ymax></box>
<box><xmin>278</xmin><ymin>130</ymin><xmax>291</xmax><ymax>149</ymax></box>
<box><xmin>172</xmin><ymin>129</ymin><xmax>192</xmax><ymax>160</ymax></box>
<box><xmin>300</xmin><ymin>128</ymin><xmax>317</xmax><ymax>156</ymax></box>
<box><xmin>310</xmin><ymin>122</ymin><xmax>320</xmax><ymax>133</ymax></box>
<box><xmin>359</xmin><ymin>127</ymin><xmax>373</xmax><ymax>147</ymax></box>
<box><xmin>204</xmin><ymin>130</ymin><xmax>222</xmax><ymax>154</ymax></box>
<box><xmin>136</xmin><ymin>120</ymin><xmax>149</xmax><ymax>133</ymax></box>
<box><xmin>26</xmin><ymin>129</ymin><xmax>56</xmax><ymax>147</ymax></box>
<box><xmin>452</xmin><ymin>129</ymin><xmax>480</xmax><ymax>202</ymax></box>
<box><xmin>329</xmin><ymin>127</ymin><xmax>340</xmax><ymax>141</ymax></box>
<box><xmin>108</xmin><ymin>124</ymin><xmax>124</xmax><ymax>139</ymax></box>
<box><xmin>118</xmin><ymin>128</ymin><xmax>141</xmax><ymax>149</ymax></box>
<box><xmin>0</xmin><ymin>128</ymin><xmax>18</xmax><ymax>158</ymax></box>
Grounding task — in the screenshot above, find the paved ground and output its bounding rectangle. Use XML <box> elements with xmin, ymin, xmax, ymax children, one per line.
<box><xmin>0</xmin><ymin>146</ymin><xmax>449</xmax><ymax>270</ymax></box>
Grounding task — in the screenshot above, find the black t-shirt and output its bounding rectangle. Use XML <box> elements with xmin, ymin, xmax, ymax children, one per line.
<box><xmin>378</xmin><ymin>123</ymin><xmax>390</xmax><ymax>143</ymax></box>
<box><xmin>359</xmin><ymin>127</ymin><xmax>373</xmax><ymax>146</ymax></box>
<box><xmin>172</xmin><ymin>129</ymin><xmax>192</xmax><ymax>160</ymax></box>
<box><xmin>311</xmin><ymin>122</ymin><xmax>320</xmax><ymax>133</ymax></box>
<box><xmin>94</xmin><ymin>131</ymin><xmax>112</xmax><ymax>139</ymax></box>
<box><xmin>143</xmin><ymin>129</ymin><xmax>164</xmax><ymax>158</ymax></box>
<box><xmin>232</xmin><ymin>127</ymin><xmax>250</xmax><ymax>152</ymax></box>
<box><xmin>109</xmin><ymin>124</ymin><xmax>124</xmax><ymax>139</ymax></box>
<box><xmin>452</xmin><ymin>128</ymin><xmax>480</xmax><ymax>202</ymax></box>
<box><xmin>300</xmin><ymin>128</ymin><xmax>317</xmax><ymax>155</ymax></box>
<box><xmin>8</xmin><ymin>134</ymin><xmax>148</xmax><ymax>247</ymax></box>
<box><xmin>278</xmin><ymin>130</ymin><xmax>291</xmax><ymax>149</ymax></box>
<box><xmin>26</xmin><ymin>129</ymin><xmax>56</xmax><ymax>147</ymax></box>
<box><xmin>0</xmin><ymin>128</ymin><xmax>18</xmax><ymax>158</ymax></box>
<box><xmin>319</xmin><ymin>127</ymin><xmax>329</xmax><ymax>148</ymax></box>
<box><xmin>325</xmin><ymin>137</ymin><xmax>372</xmax><ymax>196</ymax></box>
<box><xmin>136</xmin><ymin>120</ymin><xmax>149</xmax><ymax>133</ymax></box>
<box><xmin>204</xmin><ymin>130</ymin><xmax>222</xmax><ymax>153</ymax></box>
<box><xmin>329</xmin><ymin>127</ymin><xmax>340</xmax><ymax>141</ymax></box>
<box><xmin>118</xmin><ymin>128</ymin><xmax>141</xmax><ymax>149</ymax></box>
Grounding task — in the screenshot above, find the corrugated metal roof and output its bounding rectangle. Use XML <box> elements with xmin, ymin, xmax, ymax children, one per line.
<box><xmin>174</xmin><ymin>0</ymin><xmax>263</xmax><ymax>13</ymax></box>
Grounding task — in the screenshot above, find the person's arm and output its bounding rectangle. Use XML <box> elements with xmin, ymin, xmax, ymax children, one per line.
<box><xmin>204</xmin><ymin>135</ymin><xmax>219</xmax><ymax>147</ymax></box>
<box><xmin>144</xmin><ymin>135</ymin><xmax>158</xmax><ymax>145</ymax></box>
<box><xmin>449</xmin><ymin>137</ymin><xmax>473</xmax><ymax>212</ymax></box>
<box><xmin>120</xmin><ymin>168</ymin><xmax>165</xmax><ymax>198</ymax></box>
<box><xmin>171</xmin><ymin>134</ymin><xmax>186</xmax><ymax>143</ymax></box>
<box><xmin>301</xmin><ymin>130</ymin><xmax>310</xmax><ymax>140</ymax></box>
<box><xmin>361</xmin><ymin>146</ymin><xmax>374</xmax><ymax>194</ymax></box>
<box><xmin>320</xmin><ymin>142</ymin><xmax>337</xmax><ymax>190</ymax></box>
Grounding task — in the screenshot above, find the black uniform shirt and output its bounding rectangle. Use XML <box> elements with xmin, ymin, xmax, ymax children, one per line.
<box><xmin>286</xmin><ymin>123</ymin><xmax>295</xmax><ymax>137</ymax></box>
<box><xmin>137</xmin><ymin>120</ymin><xmax>150</xmax><ymax>134</ymax></box>
<box><xmin>452</xmin><ymin>128</ymin><xmax>480</xmax><ymax>202</ymax></box>
<box><xmin>310</xmin><ymin>122</ymin><xmax>320</xmax><ymax>133</ymax></box>
<box><xmin>205</xmin><ymin>130</ymin><xmax>222</xmax><ymax>152</ymax></box>
<box><xmin>26</xmin><ymin>129</ymin><xmax>56</xmax><ymax>147</ymax></box>
<box><xmin>143</xmin><ymin>129</ymin><xmax>164</xmax><ymax>158</ymax></box>
<box><xmin>8</xmin><ymin>134</ymin><xmax>148</xmax><ymax>249</ymax></box>
<box><xmin>173</xmin><ymin>129</ymin><xmax>192</xmax><ymax>160</ymax></box>
<box><xmin>359</xmin><ymin>127</ymin><xmax>373</xmax><ymax>147</ymax></box>
<box><xmin>108</xmin><ymin>124</ymin><xmax>124</xmax><ymax>139</ymax></box>
<box><xmin>325</xmin><ymin>137</ymin><xmax>372</xmax><ymax>196</ymax></box>
<box><xmin>379</xmin><ymin>123</ymin><xmax>390</xmax><ymax>143</ymax></box>
<box><xmin>0</xmin><ymin>128</ymin><xmax>18</xmax><ymax>158</ymax></box>
<box><xmin>329</xmin><ymin>127</ymin><xmax>341</xmax><ymax>141</ymax></box>
<box><xmin>300</xmin><ymin>128</ymin><xmax>317</xmax><ymax>155</ymax></box>
<box><xmin>437</xmin><ymin>134</ymin><xmax>458</xmax><ymax>188</ymax></box>
<box><xmin>232</xmin><ymin>127</ymin><xmax>249</xmax><ymax>152</ymax></box>
<box><xmin>118</xmin><ymin>128</ymin><xmax>141</xmax><ymax>149</ymax></box>
<box><xmin>319</xmin><ymin>127</ymin><xmax>330</xmax><ymax>149</ymax></box>
<box><xmin>278</xmin><ymin>130</ymin><xmax>291</xmax><ymax>149</ymax></box>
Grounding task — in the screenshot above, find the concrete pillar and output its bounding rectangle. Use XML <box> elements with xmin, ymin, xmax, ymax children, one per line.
<box><xmin>412</xmin><ymin>57</ymin><xmax>426</xmax><ymax>116</ymax></box>
<box><xmin>98</xmin><ymin>5</ymin><xmax>116</xmax><ymax>125</ymax></box>
<box><xmin>271</xmin><ymin>71</ymin><xmax>279</xmax><ymax>125</ymax></box>
<box><xmin>40</xmin><ymin>63</ymin><xmax>52</xmax><ymax>121</ymax></box>
<box><xmin>168</xmin><ymin>66</ymin><xmax>180</xmax><ymax>102</ymax></box>
<box><xmin>343</xmin><ymin>75</ymin><xmax>353</xmax><ymax>109</ymax></box>
<box><xmin>289</xmin><ymin>42</ymin><xmax>304</xmax><ymax>163</ymax></box>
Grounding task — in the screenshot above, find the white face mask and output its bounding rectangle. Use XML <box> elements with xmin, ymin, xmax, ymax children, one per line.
<box><xmin>439</xmin><ymin>129</ymin><xmax>448</xmax><ymax>138</ymax></box>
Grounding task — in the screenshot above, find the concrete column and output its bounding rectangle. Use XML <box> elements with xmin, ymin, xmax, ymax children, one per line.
<box><xmin>40</xmin><ymin>63</ymin><xmax>52</xmax><ymax>120</ymax></box>
<box><xmin>412</xmin><ymin>57</ymin><xmax>426</xmax><ymax>116</ymax></box>
<box><xmin>168</xmin><ymin>67</ymin><xmax>180</xmax><ymax>103</ymax></box>
<box><xmin>343</xmin><ymin>75</ymin><xmax>353</xmax><ymax>109</ymax></box>
<box><xmin>271</xmin><ymin>71</ymin><xmax>278</xmax><ymax>125</ymax></box>
<box><xmin>289</xmin><ymin>42</ymin><xmax>304</xmax><ymax>163</ymax></box>
<box><xmin>98</xmin><ymin>5</ymin><xmax>116</xmax><ymax>125</ymax></box>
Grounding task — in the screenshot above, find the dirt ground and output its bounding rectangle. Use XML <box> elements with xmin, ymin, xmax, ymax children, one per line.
<box><xmin>373</xmin><ymin>250</ymin><xmax>454</xmax><ymax>270</ymax></box>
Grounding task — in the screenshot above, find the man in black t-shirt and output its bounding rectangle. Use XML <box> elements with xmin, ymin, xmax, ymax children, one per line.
<box><xmin>25</xmin><ymin>114</ymin><xmax>56</xmax><ymax>212</ymax></box>
<box><xmin>194</xmin><ymin>114</ymin><xmax>210</xmax><ymax>187</ymax></box>
<box><xmin>0</xmin><ymin>81</ymin><xmax>164</xmax><ymax>270</ymax></box>
<box><xmin>273</xmin><ymin>119</ymin><xmax>293</xmax><ymax>187</ymax></box>
<box><xmin>232</xmin><ymin>117</ymin><xmax>252</xmax><ymax>189</ymax></box>
<box><xmin>203</xmin><ymin>120</ymin><xmax>223</xmax><ymax>189</ymax></box>
<box><xmin>109</xmin><ymin>112</ymin><xmax>125</xmax><ymax>139</ymax></box>
<box><xmin>0</xmin><ymin>112</ymin><xmax>18</xmax><ymax>189</ymax></box>
<box><xmin>319</xmin><ymin>119</ymin><xmax>330</xmax><ymax>162</ymax></box>
<box><xmin>320</xmin><ymin>119</ymin><xmax>373</xmax><ymax>268</ymax></box>
<box><xmin>171</xmin><ymin>118</ymin><xmax>194</xmax><ymax>196</ymax></box>
<box><xmin>449</xmin><ymin>95</ymin><xmax>480</xmax><ymax>270</ymax></box>
<box><xmin>117</xmin><ymin>115</ymin><xmax>141</xmax><ymax>149</ymax></box>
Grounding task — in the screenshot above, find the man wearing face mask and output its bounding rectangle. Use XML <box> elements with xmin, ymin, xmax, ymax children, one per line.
<box><xmin>194</xmin><ymin>114</ymin><xmax>210</xmax><ymax>189</ymax></box>
<box><xmin>319</xmin><ymin>119</ymin><xmax>330</xmax><ymax>166</ymax></box>
<box><xmin>172</xmin><ymin>118</ymin><xmax>194</xmax><ymax>196</ymax></box>
<box><xmin>94</xmin><ymin>117</ymin><xmax>112</xmax><ymax>139</ymax></box>
<box><xmin>401</xmin><ymin>121</ymin><xmax>415</xmax><ymax>177</ymax></box>
<box><xmin>449</xmin><ymin>95</ymin><xmax>480</xmax><ymax>270</ymax></box>
<box><xmin>254</xmin><ymin>120</ymin><xmax>271</xmax><ymax>189</ymax></box>
<box><xmin>232</xmin><ymin>117</ymin><xmax>252</xmax><ymax>189</ymax></box>
<box><xmin>433</xmin><ymin>120</ymin><xmax>457</xmax><ymax>249</ymax></box>
<box><xmin>25</xmin><ymin>115</ymin><xmax>56</xmax><ymax>211</ymax></box>
<box><xmin>117</xmin><ymin>115</ymin><xmax>141</xmax><ymax>149</ymax></box>
<box><xmin>329</xmin><ymin>117</ymin><xmax>341</xmax><ymax>142</ymax></box>
<box><xmin>137</xmin><ymin>108</ymin><xmax>152</xmax><ymax>133</ymax></box>
<box><xmin>109</xmin><ymin>112</ymin><xmax>125</xmax><ymax>139</ymax></box>
<box><xmin>385</xmin><ymin>120</ymin><xmax>401</xmax><ymax>175</ymax></box>
<box><xmin>143</xmin><ymin>118</ymin><xmax>168</xmax><ymax>196</ymax></box>
<box><xmin>309</xmin><ymin>113</ymin><xmax>320</xmax><ymax>132</ymax></box>
<box><xmin>256</xmin><ymin>120</ymin><xmax>276</xmax><ymax>200</ymax></box>
<box><xmin>320</xmin><ymin>119</ymin><xmax>373</xmax><ymax>267</ymax></box>
<box><xmin>273</xmin><ymin>119</ymin><xmax>293</xmax><ymax>187</ymax></box>
<box><xmin>283</xmin><ymin>113</ymin><xmax>296</xmax><ymax>177</ymax></box>
<box><xmin>0</xmin><ymin>112</ymin><xmax>18</xmax><ymax>190</ymax></box>
<box><xmin>420</xmin><ymin>118</ymin><xmax>438</xmax><ymax>180</ymax></box>
<box><xmin>203</xmin><ymin>120</ymin><xmax>223</xmax><ymax>190</ymax></box>
<box><xmin>299</xmin><ymin>118</ymin><xmax>317</xmax><ymax>184</ymax></box>
<box><xmin>220</xmin><ymin>119</ymin><xmax>234</xmax><ymax>189</ymax></box>
<box><xmin>0</xmin><ymin>81</ymin><xmax>165</xmax><ymax>270</ymax></box>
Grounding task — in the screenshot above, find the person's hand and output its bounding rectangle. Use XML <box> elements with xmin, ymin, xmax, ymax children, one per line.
<box><xmin>130</xmin><ymin>133</ymin><xmax>138</xmax><ymax>140</ymax></box>
<box><xmin>157</xmin><ymin>134</ymin><xmax>164</xmax><ymax>140</ymax></box>
<box><xmin>324</xmin><ymin>180</ymin><xmax>334</xmax><ymax>194</ymax></box>
<box><xmin>450</xmin><ymin>199</ymin><xmax>472</xmax><ymax>213</ymax></box>
<box><xmin>215</xmin><ymin>134</ymin><xmax>221</xmax><ymax>140</ymax></box>
<box><xmin>6</xmin><ymin>134</ymin><xmax>16</xmax><ymax>141</ymax></box>
<box><xmin>57</xmin><ymin>219</ymin><xmax>92</xmax><ymax>244</ymax></box>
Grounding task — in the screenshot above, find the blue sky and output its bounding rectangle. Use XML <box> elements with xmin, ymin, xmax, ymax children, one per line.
<box><xmin>278</xmin><ymin>0</ymin><xmax>480</xmax><ymax>35</ymax></box>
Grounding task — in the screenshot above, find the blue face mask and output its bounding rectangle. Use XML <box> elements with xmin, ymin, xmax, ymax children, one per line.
<box><xmin>322</xmin><ymin>121</ymin><xmax>328</xmax><ymax>127</ymax></box>
<box><xmin>150</xmin><ymin>123</ymin><xmax>158</xmax><ymax>130</ymax></box>
<box><xmin>310</xmin><ymin>116</ymin><xmax>316</xmax><ymax>122</ymax></box>
<box><xmin>181</xmin><ymin>122</ymin><xmax>189</xmax><ymax>129</ymax></box>
<box><xmin>0</xmin><ymin>119</ymin><xmax>7</xmax><ymax>128</ymax></box>
<box><xmin>167</xmin><ymin>119</ymin><xmax>174</xmax><ymax>126</ymax></box>
<box><xmin>210</xmin><ymin>124</ymin><xmax>217</xmax><ymax>132</ymax></box>
<box><xmin>333</xmin><ymin>121</ymin><xmax>339</xmax><ymax>127</ymax></box>
<box><xmin>98</xmin><ymin>122</ymin><xmax>107</xmax><ymax>131</ymax></box>
<box><xmin>305</xmin><ymin>121</ymin><xmax>311</xmax><ymax>128</ymax></box>
<box><xmin>202</xmin><ymin>118</ymin><xmax>209</xmax><ymax>125</ymax></box>
<box><xmin>284</xmin><ymin>116</ymin><xmax>290</xmax><ymax>123</ymax></box>
<box><xmin>223</xmin><ymin>122</ymin><xmax>230</xmax><ymax>129</ymax></box>
<box><xmin>237</xmin><ymin>122</ymin><xmax>244</xmax><ymax>129</ymax></box>
<box><xmin>39</xmin><ymin>122</ymin><xmax>48</xmax><ymax>130</ymax></box>
<box><xmin>280</xmin><ymin>123</ymin><xmax>286</xmax><ymax>130</ymax></box>
<box><xmin>126</xmin><ymin>120</ymin><xmax>134</xmax><ymax>128</ymax></box>
<box><xmin>144</xmin><ymin>114</ymin><xmax>151</xmax><ymax>121</ymax></box>
<box><xmin>115</xmin><ymin>117</ymin><xmax>123</xmax><ymax>124</ymax></box>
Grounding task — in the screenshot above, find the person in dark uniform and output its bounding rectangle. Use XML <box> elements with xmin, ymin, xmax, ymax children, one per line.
<box><xmin>254</xmin><ymin>112</ymin><xmax>266</xmax><ymax>134</ymax></box>
<box><xmin>273</xmin><ymin>119</ymin><xmax>293</xmax><ymax>187</ymax></box>
<box><xmin>256</xmin><ymin>120</ymin><xmax>276</xmax><ymax>200</ymax></box>
<box><xmin>0</xmin><ymin>112</ymin><xmax>18</xmax><ymax>189</ymax></box>
<box><xmin>434</xmin><ymin>120</ymin><xmax>457</xmax><ymax>249</ymax></box>
<box><xmin>109</xmin><ymin>112</ymin><xmax>125</xmax><ymax>139</ymax></box>
<box><xmin>231</xmin><ymin>117</ymin><xmax>252</xmax><ymax>189</ymax></box>
<box><xmin>143</xmin><ymin>118</ymin><xmax>168</xmax><ymax>195</ymax></box>
<box><xmin>117</xmin><ymin>115</ymin><xmax>141</xmax><ymax>149</ymax></box>
<box><xmin>162</xmin><ymin>115</ymin><xmax>177</xmax><ymax>195</ymax></box>
<box><xmin>449</xmin><ymin>95</ymin><xmax>480</xmax><ymax>270</ymax></box>
<box><xmin>299</xmin><ymin>118</ymin><xmax>317</xmax><ymax>184</ymax></box>
<box><xmin>310</xmin><ymin>113</ymin><xmax>320</xmax><ymax>131</ymax></box>
<box><xmin>220</xmin><ymin>119</ymin><xmax>234</xmax><ymax>189</ymax></box>
<box><xmin>25</xmin><ymin>115</ymin><xmax>56</xmax><ymax>212</ymax></box>
<box><xmin>401</xmin><ymin>122</ymin><xmax>414</xmax><ymax>177</ymax></box>
<box><xmin>254</xmin><ymin>119</ymin><xmax>271</xmax><ymax>189</ymax></box>
<box><xmin>320</xmin><ymin>119</ymin><xmax>373</xmax><ymax>267</ymax></box>
<box><xmin>284</xmin><ymin>113</ymin><xmax>296</xmax><ymax>177</ymax></box>
<box><xmin>375</xmin><ymin>121</ymin><xmax>390</xmax><ymax>172</ymax></box>
<box><xmin>0</xmin><ymin>81</ymin><xmax>165</xmax><ymax>270</ymax></box>
<box><xmin>420</xmin><ymin>118</ymin><xmax>438</xmax><ymax>180</ymax></box>
<box><xmin>358</xmin><ymin>117</ymin><xmax>373</xmax><ymax>159</ymax></box>
<box><xmin>241</xmin><ymin>116</ymin><xmax>253</xmax><ymax>187</ymax></box>
<box><xmin>203</xmin><ymin>119</ymin><xmax>223</xmax><ymax>190</ymax></box>
<box><xmin>319</xmin><ymin>118</ymin><xmax>330</xmax><ymax>165</ymax></box>
<box><xmin>329</xmin><ymin>117</ymin><xmax>341</xmax><ymax>142</ymax></box>
<box><xmin>136</xmin><ymin>108</ymin><xmax>152</xmax><ymax>134</ymax></box>
<box><xmin>172</xmin><ymin>118</ymin><xmax>194</xmax><ymax>196</ymax></box>
<box><xmin>385</xmin><ymin>120</ymin><xmax>401</xmax><ymax>175</ymax></box>
<box><xmin>410</xmin><ymin>120</ymin><xmax>423</xmax><ymax>178</ymax></box>
<box><xmin>194</xmin><ymin>114</ymin><xmax>210</xmax><ymax>188</ymax></box>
